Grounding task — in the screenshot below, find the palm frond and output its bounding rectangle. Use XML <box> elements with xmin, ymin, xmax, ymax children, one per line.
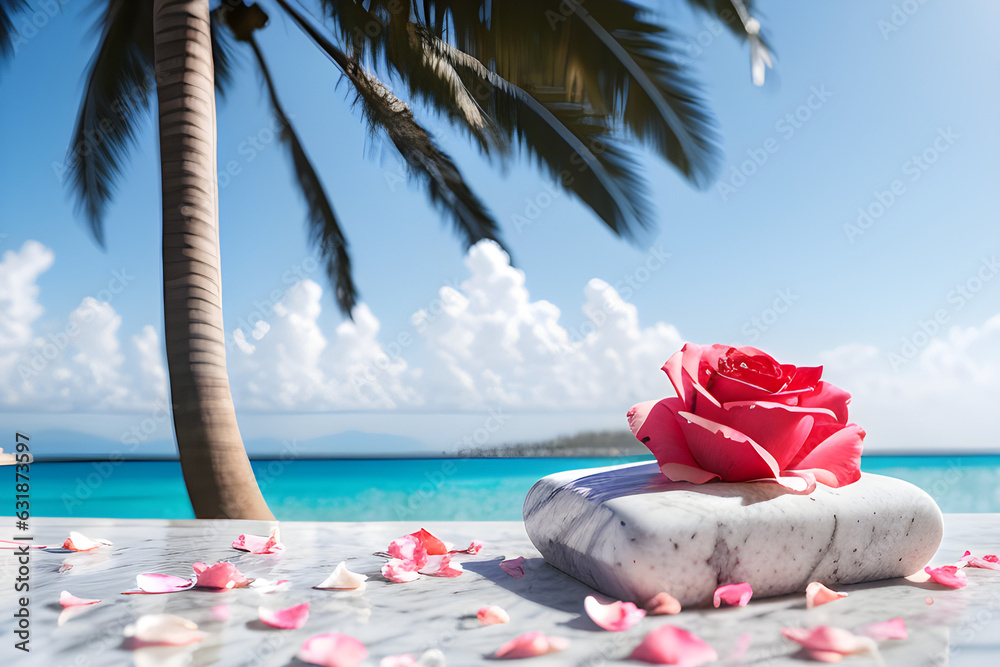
<box><xmin>246</xmin><ymin>36</ymin><xmax>357</xmax><ymax>315</ymax></box>
<box><xmin>278</xmin><ymin>0</ymin><xmax>503</xmax><ymax>252</ymax></box>
<box><xmin>66</xmin><ymin>0</ymin><xmax>154</xmax><ymax>246</ymax></box>
<box><xmin>211</xmin><ymin>7</ymin><xmax>239</xmax><ymax>96</ymax></box>
<box><xmin>0</xmin><ymin>0</ymin><xmax>28</xmax><ymax>65</ymax></box>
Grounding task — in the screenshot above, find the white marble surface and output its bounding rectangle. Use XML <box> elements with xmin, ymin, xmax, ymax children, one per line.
<box><xmin>0</xmin><ymin>514</ymin><xmax>996</xmax><ymax>666</ymax></box>
<box><xmin>523</xmin><ymin>463</ymin><xmax>944</xmax><ymax>607</ymax></box>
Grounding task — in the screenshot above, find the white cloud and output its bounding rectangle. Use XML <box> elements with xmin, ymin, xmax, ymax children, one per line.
<box><xmin>0</xmin><ymin>241</ymin><xmax>167</xmax><ymax>411</ymax></box>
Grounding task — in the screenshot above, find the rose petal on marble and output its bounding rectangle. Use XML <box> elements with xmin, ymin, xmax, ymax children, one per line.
<box><xmin>957</xmin><ymin>550</ymin><xmax>1000</xmax><ymax>571</ymax></box>
<box><xmin>644</xmin><ymin>592</ymin><xmax>682</xmax><ymax>615</ymax></box>
<box><xmin>59</xmin><ymin>590</ymin><xmax>101</xmax><ymax>607</ymax></box>
<box><xmin>192</xmin><ymin>561</ymin><xmax>252</xmax><ymax>590</ymax></box>
<box><xmin>380</xmin><ymin>656</ymin><xmax>418</xmax><ymax>667</ymax></box>
<box><xmin>500</xmin><ymin>556</ymin><xmax>525</xmax><ymax>578</ymax></box>
<box><xmin>122</xmin><ymin>573</ymin><xmax>196</xmax><ymax>595</ymax></box>
<box><xmin>857</xmin><ymin>617</ymin><xmax>907</xmax><ymax>641</ymax></box>
<box><xmin>315</xmin><ymin>561</ymin><xmax>368</xmax><ymax>590</ymax></box>
<box><xmin>124</xmin><ymin>614</ymin><xmax>206</xmax><ymax>647</ymax></box>
<box><xmin>806</xmin><ymin>582</ymin><xmax>848</xmax><ymax>609</ymax></box>
<box><xmin>781</xmin><ymin>626</ymin><xmax>876</xmax><ymax>660</ymax></box>
<box><xmin>232</xmin><ymin>526</ymin><xmax>284</xmax><ymax>554</ymax></box>
<box><xmin>382</xmin><ymin>558</ymin><xmax>420</xmax><ymax>583</ymax></box>
<box><xmin>478</xmin><ymin>605</ymin><xmax>510</xmax><ymax>625</ymax></box>
<box><xmin>249</xmin><ymin>578</ymin><xmax>290</xmax><ymax>593</ymax></box>
<box><xmin>387</xmin><ymin>534</ymin><xmax>429</xmax><ymax>570</ymax></box>
<box><xmin>210</xmin><ymin>605</ymin><xmax>231</xmax><ymax>622</ymax></box>
<box><xmin>259</xmin><ymin>602</ymin><xmax>310</xmax><ymax>629</ymax></box>
<box><xmin>924</xmin><ymin>565</ymin><xmax>968</xmax><ymax>589</ymax></box>
<box><xmin>411</xmin><ymin>528</ymin><xmax>449</xmax><ymax>555</ymax></box>
<box><xmin>420</xmin><ymin>554</ymin><xmax>464</xmax><ymax>578</ymax></box>
<box><xmin>298</xmin><ymin>632</ymin><xmax>368</xmax><ymax>667</ymax></box>
<box><xmin>629</xmin><ymin>625</ymin><xmax>718</xmax><ymax>666</ymax></box>
<box><xmin>62</xmin><ymin>531</ymin><xmax>112</xmax><ymax>552</ymax></box>
<box><xmin>494</xmin><ymin>632</ymin><xmax>567</xmax><ymax>659</ymax></box>
<box><xmin>451</xmin><ymin>540</ymin><xmax>483</xmax><ymax>555</ymax></box>
<box><xmin>584</xmin><ymin>595</ymin><xmax>646</xmax><ymax>631</ymax></box>
<box><xmin>713</xmin><ymin>582</ymin><xmax>753</xmax><ymax>607</ymax></box>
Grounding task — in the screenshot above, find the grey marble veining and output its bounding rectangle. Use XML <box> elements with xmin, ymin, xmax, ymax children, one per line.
<box><xmin>523</xmin><ymin>463</ymin><xmax>944</xmax><ymax>607</ymax></box>
<box><xmin>0</xmin><ymin>513</ymin><xmax>996</xmax><ymax>666</ymax></box>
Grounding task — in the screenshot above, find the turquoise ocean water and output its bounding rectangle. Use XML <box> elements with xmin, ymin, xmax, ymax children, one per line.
<box><xmin>12</xmin><ymin>455</ymin><xmax>1000</xmax><ymax>521</ymax></box>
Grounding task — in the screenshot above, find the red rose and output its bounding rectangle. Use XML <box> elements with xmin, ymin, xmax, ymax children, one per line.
<box><xmin>628</xmin><ymin>343</ymin><xmax>864</xmax><ymax>493</ymax></box>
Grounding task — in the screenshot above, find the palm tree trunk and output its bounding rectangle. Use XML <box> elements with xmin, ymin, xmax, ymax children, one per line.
<box><xmin>153</xmin><ymin>0</ymin><xmax>274</xmax><ymax>520</ymax></box>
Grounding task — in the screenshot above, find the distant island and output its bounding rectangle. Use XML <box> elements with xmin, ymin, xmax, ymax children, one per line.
<box><xmin>452</xmin><ymin>430</ymin><xmax>650</xmax><ymax>458</ymax></box>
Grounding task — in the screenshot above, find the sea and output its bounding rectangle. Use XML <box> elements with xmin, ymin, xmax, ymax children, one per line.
<box><xmin>12</xmin><ymin>455</ymin><xmax>1000</xmax><ymax>521</ymax></box>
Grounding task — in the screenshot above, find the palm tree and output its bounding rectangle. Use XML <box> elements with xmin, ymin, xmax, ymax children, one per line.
<box><xmin>0</xmin><ymin>0</ymin><xmax>770</xmax><ymax>520</ymax></box>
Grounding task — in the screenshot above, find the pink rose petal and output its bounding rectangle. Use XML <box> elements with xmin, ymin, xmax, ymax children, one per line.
<box><xmin>629</xmin><ymin>625</ymin><xmax>718</xmax><ymax>666</ymax></box>
<box><xmin>714</xmin><ymin>582</ymin><xmax>753</xmax><ymax>607</ymax></box>
<box><xmin>644</xmin><ymin>592</ymin><xmax>682</xmax><ymax>615</ymax></box>
<box><xmin>59</xmin><ymin>590</ymin><xmax>101</xmax><ymax>607</ymax></box>
<box><xmin>500</xmin><ymin>556</ymin><xmax>525</xmax><ymax>578</ymax></box>
<box><xmin>124</xmin><ymin>614</ymin><xmax>206</xmax><ymax>647</ymax></box>
<box><xmin>924</xmin><ymin>565</ymin><xmax>967</xmax><ymax>589</ymax></box>
<box><xmin>382</xmin><ymin>558</ymin><xmax>420</xmax><ymax>583</ymax></box>
<box><xmin>210</xmin><ymin>605</ymin><xmax>231</xmax><ymax>622</ymax></box>
<box><xmin>495</xmin><ymin>632</ymin><xmax>567</xmax><ymax>659</ymax></box>
<box><xmin>193</xmin><ymin>561</ymin><xmax>252</xmax><ymax>590</ymax></box>
<box><xmin>380</xmin><ymin>656</ymin><xmax>418</xmax><ymax>667</ymax></box>
<box><xmin>584</xmin><ymin>595</ymin><xmax>646</xmax><ymax>631</ymax></box>
<box><xmin>260</xmin><ymin>602</ymin><xmax>310</xmax><ymax>630</ymax></box>
<box><xmin>250</xmin><ymin>578</ymin><xmax>291</xmax><ymax>593</ymax></box>
<box><xmin>451</xmin><ymin>540</ymin><xmax>483</xmax><ymax>555</ymax></box>
<box><xmin>62</xmin><ymin>531</ymin><xmax>112</xmax><ymax>552</ymax></box>
<box><xmin>782</xmin><ymin>626</ymin><xmax>876</xmax><ymax>661</ymax></box>
<box><xmin>387</xmin><ymin>535</ymin><xmax>429</xmax><ymax>570</ymax></box>
<box><xmin>298</xmin><ymin>632</ymin><xmax>368</xmax><ymax>667</ymax></box>
<box><xmin>232</xmin><ymin>527</ymin><xmax>284</xmax><ymax>554</ymax></box>
<box><xmin>806</xmin><ymin>582</ymin><xmax>848</xmax><ymax>609</ymax></box>
<box><xmin>419</xmin><ymin>554</ymin><xmax>464</xmax><ymax>578</ymax></box>
<box><xmin>410</xmin><ymin>528</ymin><xmax>449</xmax><ymax>555</ymax></box>
<box><xmin>122</xmin><ymin>573</ymin><xmax>196</xmax><ymax>595</ymax></box>
<box><xmin>857</xmin><ymin>618</ymin><xmax>907</xmax><ymax>641</ymax></box>
<box><xmin>477</xmin><ymin>605</ymin><xmax>510</xmax><ymax>625</ymax></box>
<box><xmin>957</xmin><ymin>550</ymin><xmax>1000</xmax><ymax>571</ymax></box>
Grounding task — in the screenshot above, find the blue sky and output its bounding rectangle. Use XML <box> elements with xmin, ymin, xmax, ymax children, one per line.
<box><xmin>1</xmin><ymin>1</ymin><xmax>998</xmax><ymax>456</ymax></box>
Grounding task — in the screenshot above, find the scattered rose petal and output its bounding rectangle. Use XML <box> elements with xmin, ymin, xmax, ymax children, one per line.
<box><xmin>210</xmin><ymin>605</ymin><xmax>231</xmax><ymax>622</ymax></box>
<box><xmin>500</xmin><ymin>556</ymin><xmax>525</xmax><ymax>578</ymax></box>
<box><xmin>629</xmin><ymin>625</ymin><xmax>718</xmax><ymax>666</ymax></box>
<box><xmin>957</xmin><ymin>550</ymin><xmax>1000</xmax><ymax>571</ymax></box>
<box><xmin>857</xmin><ymin>618</ymin><xmax>907</xmax><ymax>641</ymax></box>
<box><xmin>122</xmin><ymin>573</ymin><xmax>196</xmax><ymax>595</ymax></box>
<box><xmin>62</xmin><ymin>531</ymin><xmax>112</xmax><ymax>552</ymax></box>
<box><xmin>381</xmin><ymin>657</ymin><xmax>418</xmax><ymax>667</ymax></box>
<box><xmin>59</xmin><ymin>590</ymin><xmax>101</xmax><ymax>607</ymax></box>
<box><xmin>713</xmin><ymin>582</ymin><xmax>753</xmax><ymax>607</ymax></box>
<box><xmin>451</xmin><ymin>540</ymin><xmax>483</xmax><ymax>555</ymax></box>
<box><xmin>382</xmin><ymin>558</ymin><xmax>420</xmax><ymax>583</ymax></box>
<box><xmin>249</xmin><ymin>578</ymin><xmax>290</xmax><ymax>593</ymax></box>
<box><xmin>315</xmin><ymin>561</ymin><xmax>368</xmax><ymax>590</ymax></box>
<box><xmin>419</xmin><ymin>554</ymin><xmax>464</xmax><ymax>578</ymax></box>
<box><xmin>387</xmin><ymin>535</ymin><xmax>429</xmax><ymax>570</ymax></box>
<box><xmin>298</xmin><ymin>632</ymin><xmax>368</xmax><ymax>667</ymax></box>
<box><xmin>584</xmin><ymin>595</ymin><xmax>646</xmax><ymax>631</ymax></box>
<box><xmin>124</xmin><ymin>614</ymin><xmax>206</xmax><ymax>647</ymax></box>
<box><xmin>232</xmin><ymin>526</ymin><xmax>284</xmax><ymax>554</ymax></box>
<box><xmin>477</xmin><ymin>605</ymin><xmax>510</xmax><ymax>625</ymax></box>
<box><xmin>495</xmin><ymin>632</ymin><xmax>567</xmax><ymax>659</ymax></box>
<box><xmin>806</xmin><ymin>582</ymin><xmax>848</xmax><ymax>609</ymax></box>
<box><xmin>260</xmin><ymin>602</ymin><xmax>310</xmax><ymax>630</ymax></box>
<box><xmin>193</xmin><ymin>561</ymin><xmax>252</xmax><ymax>590</ymax></box>
<box><xmin>644</xmin><ymin>592</ymin><xmax>682</xmax><ymax>615</ymax></box>
<box><xmin>410</xmin><ymin>528</ymin><xmax>449</xmax><ymax>555</ymax></box>
<box><xmin>925</xmin><ymin>596</ymin><xmax>934</xmax><ymax>605</ymax></box>
<box><xmin>782</xmin><ymin>626</ymin><xmax>876</xmax><ymax>662</ymax></box>
<box><xmin>924</xmin><ymin>565</ymin><xmax>968</xmax><ymax>589</ymax></box>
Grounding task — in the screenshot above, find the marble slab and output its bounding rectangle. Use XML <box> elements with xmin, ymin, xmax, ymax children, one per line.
<box><xmin>523</xmin><ymin>462</ymin><xmax>944</xmax><ymax>607</ymax></box>
<box><xmin>3</xmin><ymin>514</ymin><xmax>998</xmax><ymax>666</ymax></box>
